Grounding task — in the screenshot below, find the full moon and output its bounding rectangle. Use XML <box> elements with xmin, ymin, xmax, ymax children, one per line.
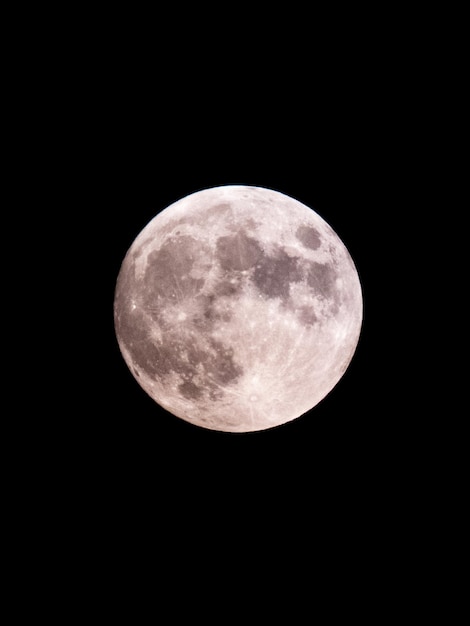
<box><xmin>114</xmin><ymin>185</ymin><xmax>363</xmax><ymax>432</ymax></box>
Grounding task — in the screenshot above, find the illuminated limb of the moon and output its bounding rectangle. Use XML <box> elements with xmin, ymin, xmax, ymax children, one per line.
<box><xmin>114</xmin><ymin>185</ymin><xmax>363</xmax><ymax>432</ymax></box>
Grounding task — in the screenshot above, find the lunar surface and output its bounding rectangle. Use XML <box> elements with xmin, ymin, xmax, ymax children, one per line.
<box><xmin>114</xmin><ymin>185</ymin><xmax>363</xmax><ymax>432</ymax></box>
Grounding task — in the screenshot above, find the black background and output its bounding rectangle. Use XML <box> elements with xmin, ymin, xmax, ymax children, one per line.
<box><xmin>16</xmin><ymin>15</ymin><xmax>442</xmax><ymax>613</ymax></box>
<box><xmin>68</xmin><ymin>58</ymin><xmax>400</xmax><ymax>527</ymax></box>
<box><xmin>64</xmin><ymin>100</ymin><xmax>416</xmax><ymax>607</ymax></box>
<box><xmin>90</xmin><ymin>98</ymin><xmax>391</xmax><ymax>520</ymax></box>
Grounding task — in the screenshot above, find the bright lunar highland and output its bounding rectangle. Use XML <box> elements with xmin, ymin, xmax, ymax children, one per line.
<box><xmin>114</xmin><ymin>185</ymin><xmax>363</xmax><ymax>432</ymax></box>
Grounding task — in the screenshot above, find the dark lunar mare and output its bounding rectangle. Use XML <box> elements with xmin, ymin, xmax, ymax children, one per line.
<box><xmin>115</xmin><ymin>226</ymin><xmax>344</xmax><ymax>407</ymax></box>
<box><xmin>296</xmin><ymin>225</ymin><xmax>322</xmax><ymax>250</ymax></box>
<box><xmin>115</xmin><ymin>234</ymin><xmax>244</xmax><ymax>403</ymax></box>
<box><xmin>143</xmin><ymin>235</ymin><xmax>206</xmax><ymax>310</ymax></box>
<box><xmin>306</xmin><ymin>262</ymin><xmax>337</xmax><ymax>300</ymax></box>
<box><xmin>252</xmin><ymin>247</ymin><xmax>303</xmax><ymax>301</ymax></box>
<box><xmin>216</xmin><ymin>230</ymin><xmax>263</xmax><ymax>271</ymax></box>
<box><xmin>297</xmin><ymin>305</ymin><xmax>318</xmax><ymax>327</ymax></box>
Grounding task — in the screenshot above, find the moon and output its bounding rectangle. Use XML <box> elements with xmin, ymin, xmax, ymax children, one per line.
<box><xmin>114</xmin><ymin>185</ymin><xmax>363</xmax><ymax>432</ymax></box>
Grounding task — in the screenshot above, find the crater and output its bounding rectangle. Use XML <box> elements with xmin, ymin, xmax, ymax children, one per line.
<box><xmin>296</xmin><ymin>225</ymin><xmax>322</xmax><ymax>250</ymax></box>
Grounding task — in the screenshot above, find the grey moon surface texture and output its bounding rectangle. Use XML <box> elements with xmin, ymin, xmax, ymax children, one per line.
<box><xmin>114</xmin><ymin>185</ymin><xmax>363</xmax><ymax>432</ymax></box>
